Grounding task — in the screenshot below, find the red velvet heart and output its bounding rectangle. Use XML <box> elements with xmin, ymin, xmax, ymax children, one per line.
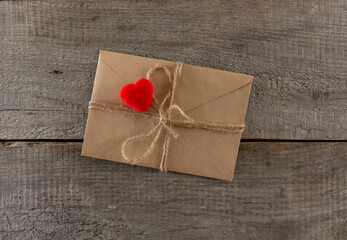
<box><xmin>120</xmin><ymin>78</ymin><xmax>153</xmax><ymax>112</ymax></box>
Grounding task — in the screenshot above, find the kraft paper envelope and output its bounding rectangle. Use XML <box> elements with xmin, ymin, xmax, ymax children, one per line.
<box><xmin>82</xmin><ymin>50</ymin><xmax>253</xmax><ymax>181</ymax></box>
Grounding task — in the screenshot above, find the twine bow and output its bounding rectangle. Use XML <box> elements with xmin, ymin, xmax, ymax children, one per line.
<box><xmin>89</xmin><ymin>62</ymin><xmax>245</xmax><ymax>172</ymax></box>
<box><xmin>122</xmin><ymin>62</ymin><xmax>196</xmax><ymax>171</ymax></box>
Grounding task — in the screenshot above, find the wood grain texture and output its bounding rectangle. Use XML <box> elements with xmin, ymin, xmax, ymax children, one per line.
<box><xmin>1</xmin><ymin>0</ymin><xmax>346</xmax><ymax>140</ymax></box>
<box><xmin>0</xmin><ymin>141</ymin><xmax>346</xmax><ymax>239</ymax></box>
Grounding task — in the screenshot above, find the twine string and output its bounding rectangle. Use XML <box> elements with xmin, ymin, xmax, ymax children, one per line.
<box><xmin>88</xmin><ymin>62</ymin><xmax>245</xmax><ymax>172</ymax></box>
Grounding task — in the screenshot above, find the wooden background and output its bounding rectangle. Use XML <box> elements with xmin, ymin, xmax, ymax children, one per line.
<box><xmin>1</xmin><ymin>0</ymin><xmax>346</xmax><ymax>239</ymax></box>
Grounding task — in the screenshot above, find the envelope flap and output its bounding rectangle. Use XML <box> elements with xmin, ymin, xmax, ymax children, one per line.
<box><xmin>94</xmin><ymin>51</ymin><xmax>252</xmax><ymax>116</ymax></box>
<box><xmin>173</xmin><ymin>64</ymin><xmax>253</xmax><ymax>113</ymax></box>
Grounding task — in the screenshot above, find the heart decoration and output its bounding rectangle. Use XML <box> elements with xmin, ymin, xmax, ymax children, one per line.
<box><xmin>120</xmin><ymin>78</ymin><xmax>153</xmax><ymax>112</ymax></box>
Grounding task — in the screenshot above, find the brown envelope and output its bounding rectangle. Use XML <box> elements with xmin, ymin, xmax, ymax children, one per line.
<box><xmin>82</xmin><ymin>50</ymin><xmax>253</xmax><ymax>181</ymax></box>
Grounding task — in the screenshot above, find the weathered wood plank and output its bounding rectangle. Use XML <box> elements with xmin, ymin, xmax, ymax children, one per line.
<box><xmin>0</xmin><ymin>141</ymin><xmax>346</xmax><ymax>239</ymax></box>
<box><xmin>0</xmin><ymin>0</ymin><xmax>346</xmax><ymax>140</ymax></box>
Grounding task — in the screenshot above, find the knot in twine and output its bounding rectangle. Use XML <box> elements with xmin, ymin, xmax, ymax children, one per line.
<box><xmin>89</xmin><ymin>62</ymin><xmax>245</xmax><ymax>172</ymax></box>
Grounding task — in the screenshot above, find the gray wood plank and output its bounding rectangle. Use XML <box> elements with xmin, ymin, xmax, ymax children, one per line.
<box><xmin>1</xmin><ymin>0</ymin><xmax>346</xmax><ymax>140</ymax></box>
<box><xmin>0</xmin><ymin>141</ymin><xmax>346</xmax><ymax>239</ymax></box>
